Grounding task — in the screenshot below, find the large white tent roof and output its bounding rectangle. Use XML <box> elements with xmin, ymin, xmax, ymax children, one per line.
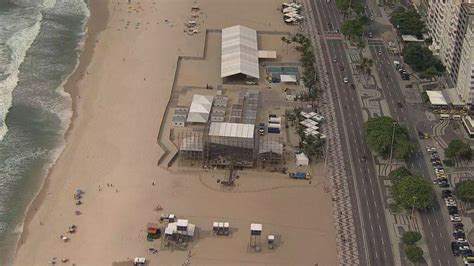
<box><xmin>221</xmin><ymin>25</ymin><xmax>260</xmax><ymax>79</ymax></box>
<box><xmin>187</xmin><ymin>94</ymin><xmax>214</xmax><ymax>123</ymax></box>
<box><xmin>209</xmin><ymin>122</ymin><xmax>254</xmax><ymax>138</ymax></box>
<box><xmin>426</xmin><ymin>90</ymin><xmax>448</xmax><ymax>106</ymax></box>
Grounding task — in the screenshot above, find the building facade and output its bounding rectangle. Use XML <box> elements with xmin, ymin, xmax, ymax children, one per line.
<box><xmin>426</xmin><ymin>0</ymin><xmax>474</xmax><ymax>104</ymax></box>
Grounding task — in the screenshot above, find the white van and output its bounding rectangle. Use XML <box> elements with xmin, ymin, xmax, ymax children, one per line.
<box><xmin>453</xmin><ymin>115</ymin><xmax>462</xmax><ymax>120</ymax></box>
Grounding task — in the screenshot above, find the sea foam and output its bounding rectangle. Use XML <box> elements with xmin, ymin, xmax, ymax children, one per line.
<box><xmin>0</xmin><ymin>13</ymin><xmax>42</xmax><ymax>141</ymax></box>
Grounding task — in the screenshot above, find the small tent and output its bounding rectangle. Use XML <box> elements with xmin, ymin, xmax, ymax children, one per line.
<box><xmin>295</xmin><ymin>152</ymin><xmax>309</xmax><ymax>166</ymax></box>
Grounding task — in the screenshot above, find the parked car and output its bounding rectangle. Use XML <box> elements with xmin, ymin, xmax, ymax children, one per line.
<box><xmin>439</xmin><ymin>181</ymin><xmax>450</xmax><ymax>188</ymax></box>
<box><xmin>453</xmin><ymin>223</ymin><xmax>464</xmax><ymax>230</ymax></box>
<box><xmin>343</xmin><ymin>77</ymin><xmax>348</xmax><ymax>83</ymax></box>
<box><xmin>452</xmin><ymin>242</ymin><xmax>461</xmax><ymax>256</ymax></box>
<box><xmin>449</xmin><ymin>207</ymin><xmax>459</xmax><ymax>215</ymax></box>
<box><xmin>453</xmin><ymin>230</ymin><xmax>465</xmax><ymax>239</ymax></box>
<box><xmin>451</xmin><ymin>214</ymin><xmax>462</xmax><ymax>222</ymax></box>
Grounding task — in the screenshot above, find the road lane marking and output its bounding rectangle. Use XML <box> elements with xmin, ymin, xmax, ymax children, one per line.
<box><xmin>427</xmin><ymin>219</ymin><xmax>431</xmax><ymax>225</ymax></box>
<box><xmin>379</xmin><ymin>225</ymin><xmax>382</xmax><ymax>232</ymax></box>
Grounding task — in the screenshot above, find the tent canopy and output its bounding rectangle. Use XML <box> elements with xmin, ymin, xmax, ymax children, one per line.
<box><xmin>221</xmin><ymin>25</ymin><xmax>260</xmax><ymax>79</ymax></box>
<box><xmin>295</xmin><ymin>152</ymin><xmax>309</xmax><ymax>166</ymax></box>
<box><xmin>280</xmin><ymin>74</ymin><xmax>297</xmax><ymax>83</ymax></box>
<box><xmin>426</xmin><ymin>90</ymin><xmax>448</xmax><ymax>106</ymax></box>
<box><xmin>187</xmin><ymin>94</ymin><xmax>214</xmax><ymax>123</ymax></box>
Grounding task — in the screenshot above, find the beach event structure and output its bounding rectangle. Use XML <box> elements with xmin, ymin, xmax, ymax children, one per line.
<box><xmin>249</xmin><ymin>223</ymin><xmax>263</xmax><ymax>251</ymax></box>
<box><xmin>280</xmin><ymin>74</ymin><xmax>297</xmax><ymax>83</ymax></box>
<box><xmin>295</xmin><ymin>152</ymin><xmax>309</xmax><ymax>166</ymax></box>
<box><xmin>221</xmin><ymin>25</ymin><xmax>260</xmax><ymax>79</ymax></box>
<box><xmin>186</xmin><ymin>94</ymin><xmax>214</xmax><ymax>123</ymax></box>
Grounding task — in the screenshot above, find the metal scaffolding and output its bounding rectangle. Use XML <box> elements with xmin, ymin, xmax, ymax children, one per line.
<box><xmin>257</xmin><ymin>137</ymin><xmax>284</xmax><ymax>169</ymax></box>
<box><xmin>177</xmin><ymin>130</ymin><xmax>205</xmax><ymax>167</ymax></box>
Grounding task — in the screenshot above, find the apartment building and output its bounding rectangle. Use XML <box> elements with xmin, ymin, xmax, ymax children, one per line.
<box><xmin>426</xmin><ymin>0</ymin><xmax>474</xmax><ymax>105</ymax></box>
<box><xmin>455</xmin><ymin>3</ymin><xmax>474</xmax><ymax>104</ymax></box>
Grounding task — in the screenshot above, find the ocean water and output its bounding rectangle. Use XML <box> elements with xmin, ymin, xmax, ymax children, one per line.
<box><xmin>0</xmin><ymin>0</ymin><xmax>89</xmax><ymax>264</ymax></box>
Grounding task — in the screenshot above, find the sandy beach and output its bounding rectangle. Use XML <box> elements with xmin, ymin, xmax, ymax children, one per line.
<box><xmin>14</xmin><ymin>0</ymin><xmax>338</xmax><ymax>265</ymax></box>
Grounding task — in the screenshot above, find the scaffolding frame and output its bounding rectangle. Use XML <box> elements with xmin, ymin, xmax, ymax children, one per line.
<box><xmin>177</xmin><ymin>130</ymin><xmax>205</xmax><ymax>167</ymax></box>
<box><xmin>257</xmin><ymin>136</ymin><xmax>285</xmax><ymax>169</ymax></box>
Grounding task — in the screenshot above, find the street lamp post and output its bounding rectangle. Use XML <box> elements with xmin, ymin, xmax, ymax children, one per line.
<box><xmin>388</xmin><ymin>122</ymin><xmax>396</xmax><ymax>169</ymax></box>
<box><xmin>411</xmin><ymin>196</ymin><xmax>417</xmax><ymax>219</ymax></box>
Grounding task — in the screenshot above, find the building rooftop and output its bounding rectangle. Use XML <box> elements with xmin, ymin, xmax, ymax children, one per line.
<box><xmin>426</xmin><ymin>90</ymin><xmax>448</xmax><ymax>106</ymax></box>
<box><xmin>209</xmin><ymin>122</ymin><xmax>255</xmax><ymax>138</ymax></box>
<box><xmin>187</xmin><ymin>94</ymin><xmax>214</xmax><ymax>123</ymax></box>
<box><xmin>221</xmin><ymin>25</ymin><xmax>259</xmax><ymax>79</ymax></box>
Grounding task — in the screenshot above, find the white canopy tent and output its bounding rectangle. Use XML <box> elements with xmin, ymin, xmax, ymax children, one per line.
<box><xmin>280</xmin><ymin>74</ymin><xmax>297</xmax><ymax>83</ymax></box>
<box><xmin>221</xmin><ymin>25</ymin><xmax>260</xmax><ymax>79</ymax></box>
<box><xmin>186</xmin><ymin>94</ymin><xmax>214</xmax><ymax>123</ymax></box>
<box><xmin>426</xmin><ymin>90</ymin><xmax>448</xmax><ymax>106</ymax></box>
<box><xmin>295</xmin><ymin>152</ymin><xmax>309</xmax><ymax>166</ymax></box>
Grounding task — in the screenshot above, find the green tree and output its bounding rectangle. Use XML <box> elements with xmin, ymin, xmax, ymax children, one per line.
<box><xmin>405</xmin><ymin>245</ymin><xmax>424</xmax><ymax>263</ymax></box>
<box><xmin>335</xmin><ymin>0</ymin><xmax>350</xmax><ymax>13</ymax></box>
<box><xmin>420</xmin><ymin>66</ymin><xmax>442</xmax><ymax>80</ymax></box>
<box><xmin>341</xmin><ymin>18</ymin><xmax>364</xmax><ymax>40</ymax></box>
<box><xmin>293</xmin><ymin>33</ymin><xmax>319</xmax><ymax>98</ymax></box>
<box><xmin>392</xmin><ymin>175</ymin><xmax>434</xmax><ymax>210</ymax></box>
<box><xmin>390</xmin><ymin>7</ymin><xmax>425</xmax><ymax>37</ymax></box>
<box><xmin>402</xmin><ymin>231</ymin><xmax>422</xmax><ymax>245</ymax></box>
<box><xmin>403</xmin><ymin>43</ymin><xmax>445</xmax><ymax>75</ymax></box>
<box><xmin>389</xmin><ymin>167</ymin><xmax>412</xmax><ymax>183</ymax></box>
<box><xmin>454</xmin><ymin>180</ymin><xmax>474</xmax><ymax>203</ymax></box>
<box><xmin>445</xmin><ymin>139</ymin><xmax>472</xmax><ymax>162</ymax></box>
<box><xmin>364</xmin><ymin>116</ymin><xmax>415</xmax><ymax>159</ymax></box>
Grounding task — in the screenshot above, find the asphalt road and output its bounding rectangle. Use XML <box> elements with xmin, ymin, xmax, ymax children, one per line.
<box><xmin>310</xmin><ymin>1</ymin><xmax>395</xmax><ymax>265</ymax></box>
<box><xmin>368</xmin><ymin>42</ymin><xmax>458</xmax><ymax>266</ymax></box>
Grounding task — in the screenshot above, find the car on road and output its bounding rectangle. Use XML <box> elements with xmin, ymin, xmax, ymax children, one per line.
<box><xmin>453</xmin><ymin>242</ymin><xmax>461</xmax><ymax>256</ymax></box>
<box><xmin>333</xmin><ymin>56</ymin><xmax>337</xmax><ymax>62</ymax></box>
<box><xmin>339</xmin><ymin>65</ymin><xmax>344</xmax><ymax>71</ymax></box>
<box><xmin>426</xmin><ymin>147</ymin><xmax>437</xmax><ymax>152</ymax></box>
<box><xmin>453</xmin><ymin>230</ymin><xmax>465</xmax><ymax>238</ymax></box>
<box><xmin>451</xmin><ymin>214</ymin><xmax>462</xmax><ymax>222</ymax></box>
<box><xmin>258</xmin><ymin>123</ymin><xmax>265</xmax><ymax>136</ymax></box>
<box><xmin>453</xmin><ymin>222</ymin><xmax>464</xmax><ymax>230</ymax></box>
<box><xmin>378</xmin><ymin>49</ymin><xmax>382</xmax><ymax>55</ymax></box>
<box><xmin>397</xmin><ymin>102</ymin><xmax>403</xmax><ymax>108</ymax></box>
<box><xmin>439</xmin><ymin>180</ymin><xmax>450</xmax><ymax>188</ymax></box>
<box><xmin>442</xmin><ymin>190</ymin><xmax>453</xmax><ymax>198</ymax></box>
<box><xmin>343</xmin><ymin>77</ymin><xmax>348</xmax><ymax>83</ymax></box>
<box><xmin>449</xmin><ymin>207</ymin><xmax>459</xmax><ymax>215</ymax></box>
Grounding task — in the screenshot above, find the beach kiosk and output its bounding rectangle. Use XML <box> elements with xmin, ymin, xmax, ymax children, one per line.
<box><xmin>249</xmin><ymin>223</ymin><xmax>263</xmax><ymax>252</ymax></box>
<box><xmin>212</xmin><ymin>222</ymin><xmax>219</xmax><ymax>235</ymax></box>
<box><xmin>146</xmin><ymin>222</ymin><xmax>161</xmax><ymax>241</ymax></box>
<box><xmin>223</xmin><ymin>222</ymin><xmax>230</xmax><ymax>236</ymax></box>
<box><xmin>268</xmin><ymin>235</ymin><xmax>275</xmax><ymax>249</ymax></box>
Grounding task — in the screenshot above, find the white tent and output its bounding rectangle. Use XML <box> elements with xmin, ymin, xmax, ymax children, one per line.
<box><xmin>426</xmin><ymin>90</ymin><xmax>448</xmax><ymax>106</ymax></box>
<box><xmin>295</xmin><ymin>152</ymin><xmax>309</xmax><ymax>166</ymax></box>
<box><xmin>187</xmin><ymin>94</ymin><xmax>214</xmax><ymax>123</ymax></box>
<box><xmin>221</xmin><ymin>25</ymin><xmax>260</xmax><ymax>79</ymax></box>
<box><xmin>280</xmin><ymin>74</ymin><xmax>297</xmax><ymax>83</ymax></box>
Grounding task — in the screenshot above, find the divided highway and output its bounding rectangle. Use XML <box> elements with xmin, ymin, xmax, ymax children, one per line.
<box><xmin>309</xmin><ymin>1</ymin><xmax>394</xmax><ymax>265</ymax></box>
<box><xmin>369</xmin><ymin>42</ymin><xmax>457</xmax><ymax>266</ymax></box>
